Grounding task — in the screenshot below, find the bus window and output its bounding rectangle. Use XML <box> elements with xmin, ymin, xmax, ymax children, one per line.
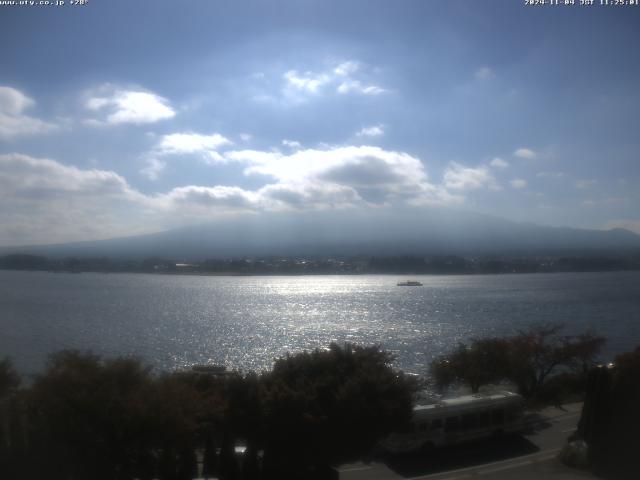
<box><xmin>462</xmin><ymin>413</ymin><xmax>479</xmax><ymax>430</ymax></box>
<box><xmin>445</xmin><ymin>416</ymin><xmax>460</xmax><ymax>433</ymax></box>
<box><xmin>431</xmin><ymin>418</ymin><xmax>443</xmax><ymax>430</ymax></box>
<box><xmin>398</xmin><ymin>422</ymin><xmax>413</xmax><ymax>434</ymax></box>
<box><xmin>478</xmin><ymin>411</ymin><xmax>491</xmax><ymax>427</ymax></box>
<box><xmin>491</xmin><ymin>409</ymin><xmax>505</xmax><ymax>426</ymax></box>
<box><xmin>507</xmin><ymin>407</ymin><xmax>523</xmax><ymax>421</ymax></box>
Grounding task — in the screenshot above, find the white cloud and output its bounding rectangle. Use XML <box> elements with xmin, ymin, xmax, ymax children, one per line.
<box><xmin>279</xmin><ymin>60</ymin><xmax>388</xmax><ymax>103</ymax></box>
<box><xmin>489</xmin><ymin>157</ymin><xmax>508</xmax><ymax>169</ymax></box>
<box><xmin>0</xmin><ymin>86</ymin><xmax>35</xmax><ymax>114</ymax></box>
<box><xmin>283</xmin><ymin>70</ymin><xmax>331</xmax><ymax>95</ymax></box>
<box><xmin>575</xmin><ymin>179</ymin><xmax>597</xmax><ymax>189</ymax></box>
<box><xmin>154</xmin><ymin>132</ymin><xmax>232</xmax><ymax>164</ymax></box>
<box><xmin>0</xmin><ymin>153</ymin><xmax>135</xmax><ymax>197</ymax></box>
<box><xmin>443</xmin><ymin>163</ymin><xmax>496</xmax><ymax>191</ymax></box>
<box><xmin>225</xmin><ymin>145</ymin><xmax>456</xmax><ymax>207</ymax></box>
<box><xmin>514</xmin><ymin>148</ymin><xmax>537</xmax><ymax>159</ymax></box>
<box><xmin>510</xmin><ymin>178</ymin><xmax>527</xmax><ymax>189</ymax></box>
<box><xmin>239</xmin><ymin>133</ymin><xmax>252</xmax><ymax>142</ymax></box>
<box><xmin>356</xmin><ymin>125</ymin><xmax>385</xmax><ymax>137</ymax></box>
<box><xmin>0</xmin><ymin>146</ymin><xmax>474</xmax><ymax>245</ymax></box>
<box><xmin>85</xmin><ymin>87</ymin><xmax>176</xmax><ymax>125</ymax></box>
<box><xmin>0</xmin><ymin>86</ymin><xmax>56</xmax><ymax>139</ymax></box>
<box><xmin>0</xmin><ymin>153</ymin><xmax>151</xmax><ymax>245</ymax></box>
<box><xmin>140</xmin><ymin>158</ymin><xmax>166</xmax><ymax>181</ymax></box>
<box><xmin>158</xmin><ymin>132</ymin><xmax>231</xmax><ymax>155</ymax></box>
<box><xmin>0</xmin><ymin>153</ymin><xmax>259</xmax><ymax>245</ymax></box>
<box><xmin>474</xmin><ymin>66</ymin><xmax>495</xmax><ymax>80</ymax></box>
<box><xmin>282</xmin><ymin>139</ymin><xmax>301</xmax><ymax>149</ymax></box>
<box><xmin>257</xmin><ymin>182</ymin><xmax>362</xmax><ymax>210</ymax></box>
<box><xmin>161</xmin><ymin>185</ymin><xmax>258</xmax><ymax>211</ymax></box>
<box><xmin>333</xmin><ymin>61</ymin><xmax>360</xmax><ymax>77</ymax></box>
<box><xmin>337</xmin><ymin>80</ymin><xmax>387</xmax><ymax>96</ymax></box>
<box><xmin>0</xmin><ymin>114</ymin><xmax>55</xmax><ymax>140</ymax></box>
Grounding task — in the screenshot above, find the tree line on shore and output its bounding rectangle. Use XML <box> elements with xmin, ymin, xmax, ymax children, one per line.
<box><xmin>0</xmin><ymin>325</ymin><xmax>637</xmax><ymax>480</ymax></box>
<box><xmin>2</xmin><ymin>253</ymin><xmax>640</xmax><ymax>275</ymax></box>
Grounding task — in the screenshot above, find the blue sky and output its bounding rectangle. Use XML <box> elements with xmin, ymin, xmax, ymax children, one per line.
<box><xmin>1</xmin><ymin>0</ymin><xmax>639</xmax><ymax>246</ymax></box>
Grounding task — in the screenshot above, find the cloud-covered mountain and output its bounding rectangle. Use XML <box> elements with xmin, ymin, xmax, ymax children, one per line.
<box><xmin>5</xmin><ymin>208</ymin><xmax>640</xmax><ymax>260</ymax></box>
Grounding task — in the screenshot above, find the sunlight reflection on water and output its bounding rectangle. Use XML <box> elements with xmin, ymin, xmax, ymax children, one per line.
<box><xmin>1</xmin><ymin>271</ymin><xmax>639</xmax><ymax>375</ymax></box>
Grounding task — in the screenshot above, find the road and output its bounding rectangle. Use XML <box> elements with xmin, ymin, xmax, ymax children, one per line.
<box><xmin>338</xmin><ymin>403</ymin><xmax>597</xmax><ymax>480</ymax></box>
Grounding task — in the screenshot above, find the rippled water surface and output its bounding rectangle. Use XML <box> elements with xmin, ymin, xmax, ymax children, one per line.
<box><xmin>1</xmin><ymin>270</ymin><xmax>639</xmax><ymax>375</ymax></box>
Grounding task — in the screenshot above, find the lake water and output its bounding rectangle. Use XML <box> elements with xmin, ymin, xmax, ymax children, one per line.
<box><xmin>1</xmin><ymin>270</ymin><xmax>639</xmax><ymax>376</ymax></box>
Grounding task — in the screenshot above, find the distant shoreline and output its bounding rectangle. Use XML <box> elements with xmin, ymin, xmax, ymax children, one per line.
<box><xmin>2</xmin><ymin>267</ymin><xmax>639</xmax><ymax>277</ymax></box>
<box><xmin>2</xmin><ymin>252</ymin><xmax>640</xmax><ymax>277</ymax></box>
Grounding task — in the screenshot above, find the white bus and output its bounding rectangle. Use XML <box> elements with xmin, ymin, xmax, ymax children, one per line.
<box><xmin>380</xmin><ymin>391</ymin><xmax>525</xmax><ymax>454</ymax></box>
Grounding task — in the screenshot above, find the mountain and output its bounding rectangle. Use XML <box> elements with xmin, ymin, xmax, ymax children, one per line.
<box><xmin>2</xmin><ymin>209</ymin><xmax>640</xmax><ymax>260</ymax></box>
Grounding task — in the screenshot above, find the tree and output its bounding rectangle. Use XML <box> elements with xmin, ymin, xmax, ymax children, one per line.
<box><xmin>430</xmin><ymin>324</ymin><xmax>606</xmax><ymax>399</ymax></box>
<box><xmin>562</xmin><ymin>331</ymin><xmax>607</xmax><ymax>375</ymax></box>
<box><xmin>508</xmin><ymin>324</ymin><xmax>605</xmax><ymax>398</ymax></box>
<box><xmin>0</xmin><ymin>358</ymin><xmax>22</xmax><ymax>478</ymax></box>
<box><xmin>260</xmin><ymin>343</ymin><xmax>416</xmax><ymax>479</ymax></box>
<box><xmin>27</xmin><ymin>351</ymin><xmax>162</xmax><ymax>480</ymax></box>
<box><xmin>0</xmin><ymin>357</ymin><xmax>20</xmax><ymax>398</ymax></box>
<box><xmin>431</xmin><ymin>338</ymin><xmax>511</xmax><ymax>393</ymax></box>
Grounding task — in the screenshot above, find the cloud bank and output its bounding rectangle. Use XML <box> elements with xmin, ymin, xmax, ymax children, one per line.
<box><xmin>0</xmin><ymin>86</ymin><xmax>56</xmax><ymax>139</ymax></box>
<box><xmin>0</xmin><ymin>146</ymin><xmax>470</xmax><ymax>245</ymax></box>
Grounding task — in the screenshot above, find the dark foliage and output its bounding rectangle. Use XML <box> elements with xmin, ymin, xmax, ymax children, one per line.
<box><xmin>0</xmin><ymin>343</ymin><xmax>415</xmax><ymax>480</ymax></box>
<box><xmin>26</xmin><ymin>351</ymin><xmax>160</xmax><ymax>480</ymax></box>
<box><xmin>0</xmin><ymin>357</ymin><xmax>22</xmax><ymax>477</ymax></box>
<box><xmin>21</xmin><ymin>351</ymin><xmax>209</xmax><ymax>480</ymax></box>
<box><xmin>260</xmin><ymin>343</ymin><xmax>417</xmax><ymax>478</ymax></box>
<box><xmin>430</xmin><ymin>324</ymin><xmax>605</xmax><ymax>399</ymax></box>
<box><xmin>587</xmin><ymin>347</ymin><xmax>640</xmax><ymax>480</ymax></box>
<box><xmin>0</xmin><ymin>357</ymin><xmax>20</xmax><ymax>398</ymax></box>
<box><xmin>430</xmin><ymin>338</ymin><xmax>511</xmax><ymax>393</ymax></box>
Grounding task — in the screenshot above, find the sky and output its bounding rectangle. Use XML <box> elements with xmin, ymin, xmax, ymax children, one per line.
<box><xmin>1</xmin><ymin>0</ymin><xmax>639</xmax><ymax>247</ymax></box>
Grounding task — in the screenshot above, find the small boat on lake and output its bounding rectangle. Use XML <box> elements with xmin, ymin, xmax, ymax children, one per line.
<box><xmin>397</xmin><ymin>280</ymin><xmax>423</xmax><ymax>286</ymax></box>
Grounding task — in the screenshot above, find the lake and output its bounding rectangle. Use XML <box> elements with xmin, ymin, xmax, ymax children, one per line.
<box><xmin>1</xmin><ymin>270</ymin><xmax>639</xmax><ymax>376</ymax></box>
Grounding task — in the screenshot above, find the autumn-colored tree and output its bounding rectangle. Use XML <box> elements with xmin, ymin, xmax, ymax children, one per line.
<box><xmin>431</xmin><ymin>338</ymin><xmax>511</xmax><ymax>393</ymax></box>
<box><xmin>430</xmin><ymin>324</ymin><xmax>605</xmax><ymax>399</ymax></box>
<box><xmin>508</xmin><ymin>324</ymin><xmax>604</xmax><ymax>398</ymax></box>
